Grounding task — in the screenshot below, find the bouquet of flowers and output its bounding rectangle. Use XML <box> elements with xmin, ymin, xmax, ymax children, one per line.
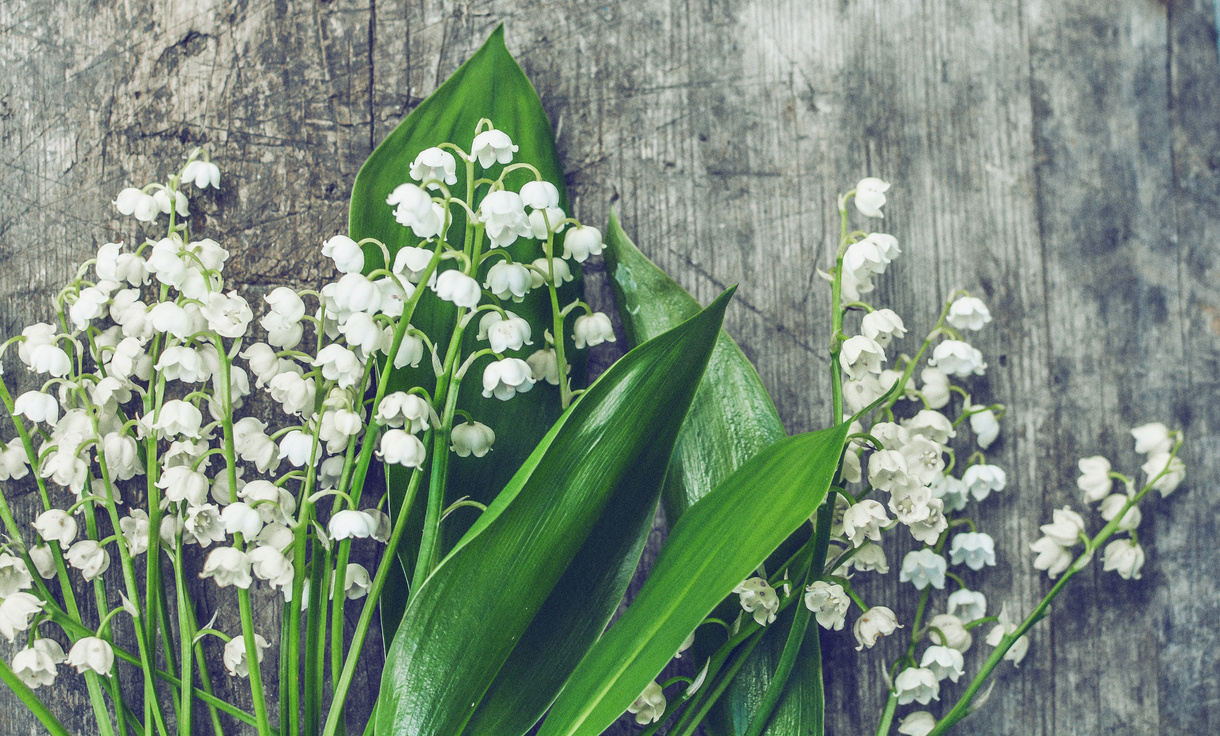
<box><xmin>0</xmin><ymin>27</ymin><xmax>1187</xmax><ymax>736</ymax></box>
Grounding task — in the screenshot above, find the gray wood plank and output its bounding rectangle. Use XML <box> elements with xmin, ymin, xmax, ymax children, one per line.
<box><xmin>2</xmin><ymin>1</ymin><xmax>1218</xmax><ymax>734</ymax></box>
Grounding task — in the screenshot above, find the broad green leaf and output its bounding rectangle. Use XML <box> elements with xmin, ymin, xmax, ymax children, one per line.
<box><xmin>604</xmin><ymin>211</ymin><xmax>824</xmax><ymax>736</ymax></box>
<box><xmin>375</xmin><ymin>290</ymin><xmax>735</xmax><ymax>736</ymax></box>
<box><xmin>348</xmin><ymin>26</ymin><xmax>586</xmax><ymax>639</ymax></box>
<box><xmin>535</xmin><ymin>423</ymin><xmax>849</xmax><ymax>736</ymax></box>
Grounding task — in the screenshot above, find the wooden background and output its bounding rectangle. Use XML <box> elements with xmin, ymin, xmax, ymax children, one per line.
<box><xmin>2</xmin><ymin>0</ymin><xmax>1219</xmax><ymax>734</ymax></box>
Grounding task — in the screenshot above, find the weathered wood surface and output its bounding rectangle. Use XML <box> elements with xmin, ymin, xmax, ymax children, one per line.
<box><xmin>2</xmin><ymin>1</ymin><xmax>1219</xmax><ymax>734</ymax></box>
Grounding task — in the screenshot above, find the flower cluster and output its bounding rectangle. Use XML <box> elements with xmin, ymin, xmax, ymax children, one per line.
<box><xmin>0</xmin><ymin>123</ymin><xmax>615</xmax><ymax>711</ymax></box>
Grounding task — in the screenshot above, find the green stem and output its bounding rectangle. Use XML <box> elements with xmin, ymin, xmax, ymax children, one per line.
<box><xmin>671</xmin><ymin>634</ymin><xmax>768</xmax><ymax>736</ymax></box>
<box><xmin>925</xmin><ymin>451</ymin><xmax>1180</xmax><ymax>736</ymax></box>
<box><xmin>873</xmin><ymin>691</ymin><xmax>898</xmax><ymax>736</ymax></box>
<box><xmin>320</xmin><ymin>464</ymin><xmax>426</xmax><ymax>736</ymax></box>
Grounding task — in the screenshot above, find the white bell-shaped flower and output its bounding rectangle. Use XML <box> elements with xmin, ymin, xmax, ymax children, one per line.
<box><xmin>65</xmin><ymin>541</ymin><xmax>110</xmax><ymax>581</ymax></box>
<box><xmin>898</xmin><ymin>711</ymin><xmax>937</xmax><ymax>736</ymax></box>
<box><xmin>66</xmin><ymin>637</ymin><xmax>114</xmax><ymax>676</ymax></box>
<box><xmin>1076</xmin><ymin>456</ymin><xmax>1113</xmax><ymax>503</ymax></box>
<box><xmin>841</xmin><ymin>500</ymin><xmax>889</xmax><ymax>547</ymax></box>
<box><xmin>573</xmin><ymin>312</ymin><xmax>616</xmax><ymax>349</ymax></box>
<box><xmin>182</xmin><ymin>159</ymin><xmax>221</xmax><ymax>189</ymax></box>
<box><xmin>33</xmin><ymin>510</ymin><xmax>77</xmax><ymax>546</ymax></box>
<box><xmin>433</xmin><ymin>270</ymin><xmax>482</xmax><ymax>309</ymax></box>
<box><xmin>895</xmin><ymin>667</ymin><xmax>940</xmax><ymax>705</ymax></box>
<box><xmin>803</xmin><ymin>581</ymin><xmax>849</xmax><ymax>631</ymax></box>
<box><xmin>627</xmin><ymin>681</ymin><xmax>666</xmax><ymax>725</ymax></box>
<box><xmin>152</xmin><ymin>188</ymin><xmax>189</xmax><ymax>217</ymax></box>
<box><xmin>375</xmin><ymin>392</ymin><xmax>431</xmax><ymax>433</ymax></box>
<box><xmin>392</xmin><ymin>246</ymin><xmax>436</xmax><ymax>284</ymax></box>
<box><xmin>337</xmin><ymin>563</ymin><xmax>372</xmax><ymax>600</ymax></box>
<box><xmin>484</xmin><ymin>262</ymin><xmax>532</xmax><ymax>302</ymax></box>
<box><xmin>948</xmin><ymin>532</ymin><xmax>996</xmax><ymax>571</ymax></box>
<box><xmin>946</xmin><ymin>589</ymin><xmax>987</xmax><ymax>622</ymax></box>
<box><xmin>157</xmin><ymin>465</ymin><xmax>211</xmax><ymax>506</ymax></box>
<box><xmin>1030</xmin><ymin>536</ymin><xmax>1074</xmax><ymax>579</ymax></box>
<box><xmin>839</xmin><ymin>335</ymin><xmax>885</xmax><ymax>380</ymax></box>
<box><xmin>115</xmin><ymin>187</ymin><xmax>159</xmax><ymax>222</ymax></box>
<box><xmin>249</xmin><ymin>546</ymin><xmax>294</xmax><ymax>598</ymax></box>
<box><xmin>409</xmin><ymin>147</ymin><xmax>458</xmax><ymax>187</ymax></box>
<box><xmin>1102</xmin><ymin>538</ymin><xmax>1145</xmax><ymax>580</ymax></box>
<box><xmin>927</xmin><ymin>614</ymin><xmax>972</xmax><ymax>652</ymax></box>
<box><xmin>732</xmin><ymin>577</ymin><xmax>779</xmax><ymax>626</ymax></box>
<box><xmin>265</xmin><ymin>287</ymin><xmax>306</xmax><ymax>322</ymax></box>
<box><xmin>961</xmin><ymin>463</ymin><xmax>1006</xmax><ymax>502</ymax></box>
<box><xmin>530</xmin><ymin>256</ymin><xmax>574</xmax><ymax>287</ymax></box>
<box><xmin>223</xmin><ymin>634</ymin><xmax>270</xmax><ymax>678</ymax></box>
<box><xmin>220</xmin><ymin>503</ymin><xmax>265</xmax><ymax>540</ymax></box>
<box><xmin>387</xmin><ymin>183</ymin><xmax>442</xmax><ymax>239</ymax></box>
<box><xmin>120</xmin><ymin>511</ymin><xmax>150</xmax><ymax>555</ymax></box>
<box><xmin>479</xmin><ymin>310</ymin><xmax>533</xmax><ymax>353</ymax></box>
<box><xmin>947</xmin><ymin>296</ymin><xmax>992</xmax><ymax>331</ymax></box>
<box><xmin>479</xmin><ymin>190</ymin><xmax>532</xmax><ymax>249</ymax></box>
<box><xmin>14</xmin><ymin>392</ymin><xmax>59</xmax><ymax>425</ymax></box>
<box><xmin>482</xmin><ymin>358</ymin><xmax>535</xmax><ymax>401</ymax></box>
<box><xmin>1099</xmin><ymin>493</ymin><xmax>1141</xmax><ymax>532</ymax></box>
<box><xmin>12</xmin><ymin>639</ymin><xmax>66</xmax><ymax>689</ymax></box>
<box><xmin>185</xmin><ymin>504</ymin><xmax>227</xmax><ymax>548</ymax></box>
<box><xmin>451</xmin><ymin>421</ymin><xmax>495</xmax><ymax>458</ymax></box>
<box><xmin>28</xmin><ymin>344</ymin><xmax>72</xmax><ymax>378</ymax></box>
<box><xmin>1131</xmin><ymin>422</ymin><xmax>1173</xmax><ymax>455</ymax></box>
<box><xmin>928</xmin><ymin>340</ymin><xmax>986</xmax><ymax>377</ymax></box>
<box><xmin>528</xmin><ymin>207</ymin><xmax>567</xmax><ymax>240</ymax></box>
<box><xmin>1039</xmin><ymin>507</ymin><xmax>1086</xmax><ymax>547</ymax></box>
<box><xmin>200</xmin><ymin>547</ymin><xmax>253</xmax><ymax>589</ymax></box>
<box><xmin>378</xmin><ymin>429</ymin><xmax>426</xmax><ymax>468</ymax></box>
<box><xmin>562</xmin><ymin>225</ymin><xmax>603</xmax><ymax>262</ymax></box>
<box><xmin>322</xmin><ymin>235</ymin><xmax>366</xmax><ymax>275</ymax></box>
<box><xmin>152</xmin><ymin>400</ymin><xmax>204</xmax><ymax>439</ymax></box>
<box><xmin>0</xmin><ymin>554</ymin><xmax>33</xmax><ymax>598</ymax></box>
<box><xmin>526</xmin><ymin>348</ymin><xmax>561</xmax><ymax>386</ymax></box>
<box><xmin>1142</xmin><ymin>451</ymin><xmax>1185</xmax><ymax>496</ymax></box>
<box><xmin>313</xmin><ymin>344</ymin><xmax>364</xmax><ymax>389</ymax></box>
<box><xmin>899</xmin><ymin>549</ymin><xmax>947</xmax><ymax>590</ymax></box>
<box><xmin>470</xmin><ymin>129</ymin><xmax>518</xmax><ymax>168</ymax></box>
<box><xmin>519</xmin><ymin>180</ymin><xmax>560</xmax><ymax>210</ymax></box>
<box><xmin>860</xmin><ymin>308</ymin><xmax>906</xmax><ymax>347</ymax></box>
<box><xmin>853</xmin><ymin>606</ymin><xmax>901</xmax><ymax>650</ymax></box>
<box><xmin>854</xmin><ymin>177</ymin><xmax>890</xmax><ymax>218</ymax></box>
<box><xmin>921</xmin><ymin>645</ymin><xmax>965</xmax><ymax>683</ymax></box>
<box><xmin>328</xmin><ymin>509</ymin><xmax>377</xmax><ymax>541</ymax></box>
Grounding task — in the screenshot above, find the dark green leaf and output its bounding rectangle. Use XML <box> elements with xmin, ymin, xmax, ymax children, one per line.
<box><xmin>375</xmin><ymin>290</ymin><xmax>735</xmax><ymax>736</ymax></box>
<box><xmin>348</xmin><ymin>26</ymin><xmax>587</xmax><ymax>641</ymax></box>
<box><xmin>535</xmin><ymin>423</ymin><xmax>849</xmax><ymax>736</ymax></box>
<box><xmin>605</xmin><ymin>210</ymin><xmax>824</xmax><ymax>736</ymax></box>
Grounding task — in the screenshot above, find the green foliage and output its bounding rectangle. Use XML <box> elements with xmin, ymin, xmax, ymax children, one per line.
<box><xmin>604</xmin><ymin>210</ymin><xmax>826</xmax><ymax>736</ymax></box>
<box><xmin>536</xmin><ymin>424</ymin><xmax>848</xmax><ymax>736</ymax></box>
<box><xmin>374</xmin><ymin>291</ymin><xmax>734</xmax><ymax>736</ymax></box>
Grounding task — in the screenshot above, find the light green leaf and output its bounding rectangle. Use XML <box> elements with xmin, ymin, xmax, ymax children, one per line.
<box><xmin>604</xmin><ymin>210</ymin><xmax>824</xmax><ymax>736</ymax></box>
<box><xmin>375</xmin><ymin>290</ymin><xmax>735</xmax><ymax>736</ymax></box>
<box><xmin>535</xmin><ymin>422</ymin><xmax>848</xmax><ymax>736</ymax></box>
<box><xmin>348</xmin><ymin>25</ymin><xmax>586</xmax><ymax>640</ymax></box>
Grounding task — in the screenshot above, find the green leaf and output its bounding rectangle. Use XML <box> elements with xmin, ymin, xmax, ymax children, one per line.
<box><xmin>375</xmin><ymin>290</ymin><xmax>735</xmax><ymax>736</ymax></box>
<box><xmin>348</xmin><ymin>25</ymin><xmax>587</xmax><ymax>640</ymax></box>
<box><xmin>535</xmin><ymin>422</ymin><xmax>849</xmax><ymax>736</ymax></box>
<box><xmin>604</xmin><ymin>211</ymin><xmax>824</xmax><ymax>736</ymax></box>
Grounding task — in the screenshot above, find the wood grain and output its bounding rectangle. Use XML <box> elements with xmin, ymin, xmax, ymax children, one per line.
<box><xmin>2</xmin><ymin>1</ymin><xmax>1218</xmax><ymax>734</ymax></box>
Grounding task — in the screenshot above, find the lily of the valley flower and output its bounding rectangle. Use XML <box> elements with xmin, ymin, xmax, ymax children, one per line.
<box><xmin>895</xmin><ymin>667</ymin><xmax>940</xmax><ymax>705</ymax></box>
<box><xmin>66</xmin><ymin>637</ymin><xmax>114</xmax><ymax>676</ymax></box>
<box><xmin>839</xmin><ymin>335</ymin><xmax>886</xmax><ymax>380</ymax></box>
<box><xmin>921</xmin><ymin>645</ymin><xmax>966</xmax><ymax>683</ymax></box>
<box><xmin>946</xmin><ymin>296</ymin><xmax>992</xmax><ymax>331</ymax></box>
<box><xmin>732</xmin><ymin>577</ymin><xmax>779</xmax><ymax>626</ymax></box>
<box><xmin>803</xmin><ymin>581</ymin><xmax>850</xmax><ymax>631</ymax></box>
<box><xmin>451</xmin><ymin>421</ymin><xmax>496</xmax><ymax>458</ymax></box>
<box><xmin>853</xmin><ymin>606</ymin><xmax>901</xmax><ymax>650</ymax></box>
<box><xmin>572</xmin><ymin>312</ymin><xmax>616</xmax><ymax>349</ymax></box>
<box><xmin>1103</xmin><ymin>538</ymin><xmax>1145</xmax><ymax>580</ymax></box>
<box><xmin>854</xmin><ymin>177</ymin><xmax>890</xmax><ymax>218</ymax></box>
<box><xmin>223</xmin><ymin>634</ymin><xmax>270</xmax><ymax>678</ymax></box>
<box><xmin>948</xmin><ymin>532</ymin><xmax>997</xmax><ymax>571</ymax></box>
<box><xmin>200</xmin><ymin>547</ymin><xmax>253</xmax><ymax>589</ymax></box>
<box><xmin>482</xmin><ymin>358</ymin><xmax>535</xmax><ymax>401</ymax></box>
<box><xmin>899</xmin><ymin>549</ymin><xmax>948</xmax><ymax>590</ymax></box>
<box><xmin>626</xmin><ymin>680</ymin><xmax>666</xmax><ymax>725</ymax></box>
